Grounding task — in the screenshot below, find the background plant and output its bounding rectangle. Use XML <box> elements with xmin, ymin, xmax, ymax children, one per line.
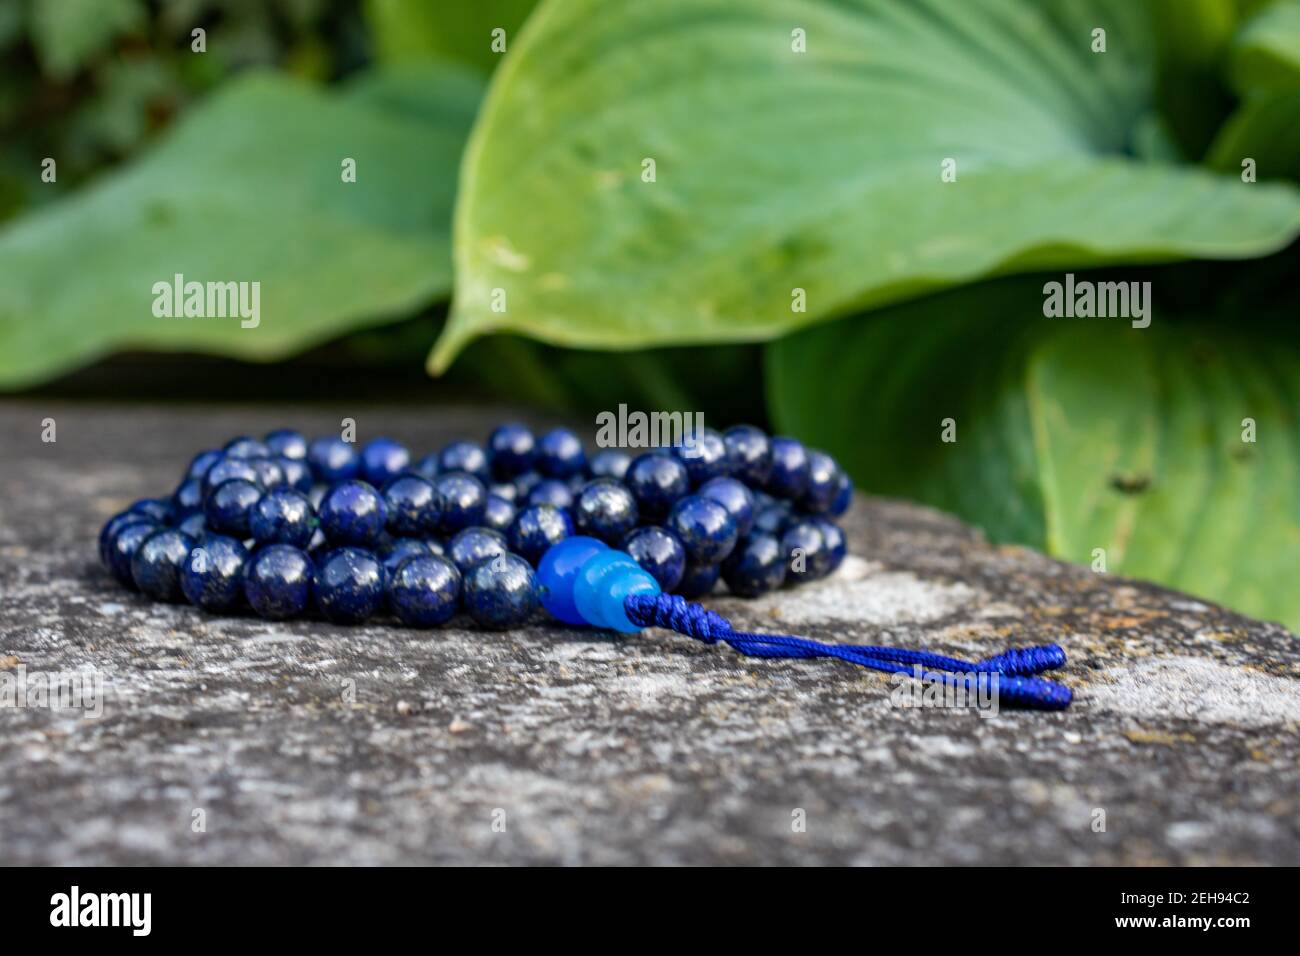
<box><xmin>1</xmin><ymin>0</ymin><xmax>1297</xmax><ymax>629</ymax></box>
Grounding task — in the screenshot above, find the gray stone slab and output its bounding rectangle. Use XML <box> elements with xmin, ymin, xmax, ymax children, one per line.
<box><xmin>0</xmin><ymin>403</ymin><xmax>1297</xmax><ymax>865</ymax></box>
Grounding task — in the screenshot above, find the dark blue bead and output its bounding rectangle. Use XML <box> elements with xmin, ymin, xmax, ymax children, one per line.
<box><xmin>201</xmin><ymin>457</ymin><xmax>261</xmax><ymax>500</ymax></box>
<box><xmin>588</xmin><ymin>449</ymin><xmax>631</xmax><ymax>480</ymax></box>
<box><xmin>482</xmin><ymin>494</ymin><xmax>518</xmax><ymax>533</ymax></box>
<box><xmin>437</xmin><ymin>440</ymin><xmax>490</xmax><ymax>481</ymax></box>
<box><xmin>753</xmin><ymin>501</ymin><xmax>792</xmax><ymax>535</ymax></box>
<box><xmin>723</xmin><ymin>425</ymin><xmax>773</xmax><ymax>486</ymax></box>
<box><xmin>697</xmin><ymin>476</ymin><xmax>756</xmax><ymax>537</ymax></box>
<box><xmin>264</xmin><ymin>428</ymin><xmax>308</xmax><ymax>460</ymax></box>
<box><xmin>625</xmin><ymin>452</ymin><xmax>689</xmax><ymax>520</ymax></box>
<box><xmin>412</xmin><ymin>453</ymin><xmax>441</xmax><ymax>479</ymax></box>
<box><xmin>781</xmin><ymin>519</ymin><xmax>831</xmax><ymax>582</ymax></box>
<box><xmin>431</xmin><ymin>472</ymin><xmax>487</xmax><ymax>535</ymax></box>
<box><xmin>172</xmin><ymin>477</ymin><xmax>204</xmax><ymax>517</ymax></box>
<box><xmin>508</xmin><ymin>504</ymin><xmax>573</xmax><ymax>565</ymax></box>
<box><xmin>247</xmin><ymin>456</ymin><xmax>287</xmax><ymax>491</ymax></box>
<box><xmin>179</xmin><ymin>535</ymin><xmax>248</xmax><ymax>612</ymax></box>
<box><xmin>314</xmin><ymin>547</ymin><xmax>386</xmax><ymax>624</ymax></box>
<box><xmin>129</xmin><ymin>497</ymin><xmax>172</xmax><ymax>523</ymax></box>
<box><xmin>722</xmin><ymin>532</ymin><xmax>787</xmax><ymax>597</ymax></box>
<box><xmin>666</xmin><ymin>494</ymin><xmax>737</xmax><ymax>564</ymax></box>
<box><xmin>250</xmin><ymin>489</ymin><xmax>317</xmax><ymax>547</ymax></box>
<box><xmin>307</xmin><ymin>436</ymin><xmax>360</xmax><ymax>484</ymax></box>
<box><xmin>463</xmin><ymin>553</ymin><xmax>539</xmax><ymax>629</ymax></box>
<box><xmin>99</xmin><ymin>511</ymin><xmax>141</xmax><ymax>567</ymax></box>
<box><xmin>674</xmin><ymin>560</ymin><xmax>720</xmax><ymax>598</ymax></box>
<box><xmin>204</xmin><ymin>478</ymin><xmax>263</xmax><ymax>537</ymax></box>
<box><xmin>186</xmin><ymin>449</ymin><xmax>223</xmax><ymax>481</ymax></box>
<box><xmin>105</xmin><ymin>518</ymin><xmax>159</xmax><ymax>588</ymax></box>
<box><xmin>448</xmin><ymin>527</ymin><xmax>509</xmax><ymax>574</ymax></box>
<box><xmin>223</xmin><ymin>436</ymin><xmax>271</xmax><ymax>459</ymax></box>
<box><xmin>623</xmin><ymin>525</ymin><xmax>687</xmax><ymax>592</ymax></box>
<box><xmin>815</xmin><ymin>518</ymin><xmax>847</xmax><ymax>574</ymax></box>
<box><xmin>673</xmin><ymin>428</ymin><xmax>729</xmax><ymax>487</ymax></box>
<box><xmin>487</xmin><ymin>423</ymin><xmax>537</xmax><ymax>478</ymax></box>
<box><xmin>830</xmin><ymin>471</ymin><xmax>853</xmax><ymax>517</ymax></box>
<box><xmin>376</xmin><ymin>537</ymin><xmax>431</xmax><ymax>578</ymax></box>
<box><xmin>388</xmin><ymin>554</ymin><xmax>461</xmax><ymax>628</ymax></box>
<box><xmin>131</xmin><ymin>529</ymin><xmax>195</xmax><ymax>602</ymax></box>
<box><xmin>487</xmin><ymin>482</ymin><xmax>518</xmax><ymax>503</ymax></box>
<box><xmin>244</xmin><ymin>544</ymin><xmax>313</xmax><ymax>619</ymax></box>
<box><xmin>176</xmin><ymin>512</ymin><xmax>208</xmax><ymax>541</ymax></box>
<box><xmin>573</xmin><ymin>478</ymin><xmax>638</xmax><ymax>544</ymax></box>
<box><xmin>527</xmin><ymin>479</ymin><xmax>574</xmax><ymax>510</ymax></box>
<box><xmin>277</xmin><ymin>456</ymin><xmax>313</xmax><ymax>494</ymax></box>
<box><xmin>360</xmin><ymin>437</ymin><xmax>410</xmax><ymax>487</ymax></box>
<box><xmin>319</xmin><ymin>480</ymin><xmax>387</xmax><ymax>547</ymax></box>
<box><xmin>537</xmin><ymin>428</ymin><xmax>586</xmax><ymax>478</ymax></box>
<box><xmin>513</xmin><ymin>470</ymin><xmax>542</xmax><ymax>497</ymax></box>
<box><xmin>800</xmin><ymin>451</ymin><xmax>839</xmax><ymax>514</ymax></box>
<box><xmin>382</xmin><ymin>474</ymin><xmax>440</xmax><ymax>537</ymax></box>
<box><xmin>766</xmin><ymin>436</ymin><xmax>811</xmax><ymax>500</ymax></box>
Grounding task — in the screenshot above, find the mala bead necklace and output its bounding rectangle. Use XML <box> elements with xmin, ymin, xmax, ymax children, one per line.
<box><xmin>98</xmin><ymin>424</ymin><xmax>1072</xmax><ymax>710</ymax></box>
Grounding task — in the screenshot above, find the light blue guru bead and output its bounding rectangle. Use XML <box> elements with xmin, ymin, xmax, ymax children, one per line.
<box><xmin>538</xmin><ymin>537</ymin><xmax>660</xmax><ymax>633</ymax></box>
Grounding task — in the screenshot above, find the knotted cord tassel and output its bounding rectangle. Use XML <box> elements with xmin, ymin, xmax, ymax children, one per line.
<box><xmin>623</xmin><ymin>592</ymin><xmax>1072</xmax><ymax>711</ymax></box>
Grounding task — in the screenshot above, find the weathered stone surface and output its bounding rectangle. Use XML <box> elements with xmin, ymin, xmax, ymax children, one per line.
<box><xmin>0</xmin><ymin>404</ymin><xmax>1297</xmax><ymax>865</ymax></box>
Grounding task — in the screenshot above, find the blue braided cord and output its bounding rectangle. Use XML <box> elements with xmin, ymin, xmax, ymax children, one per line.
<box><xmin>623</xmin><ymin>593</ymin><xmax>1072</xmax><ymax>711</ymax></box>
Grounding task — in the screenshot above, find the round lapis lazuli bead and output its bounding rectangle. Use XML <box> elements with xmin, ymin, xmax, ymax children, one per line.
<box><xmin>249</xmin><ymin>489</ymin><xmax>317</xmax><ymax>547</ymax></box>
<box><xmin>319</xmin><ymin>480</ymin><xmax>387</xmax><ymax>547</ymax></box>
<box><xmin>537</xmin><ymin>428</ymin><xmax>586</xmax><ymax>478</ymax></box>
<box><xmin>723</xmin><ymin>425</ymin><xmax>773</xmax><ymax>486</ymax></box>
<box><xmin>277</xmin><ymin>457</ymin><xmax>313</xmax><ymax>494</ymax></box>
<box><xmin>105</xmin><ymin>518</ymin><xmax>160</xmax><ymax>588</ymax></box>
<box><xmin>666</xmin><ymin>494</ymin><xmax>737</xmax><ymax>565</ymax></box>
<box><xmin>623</xmin><ymin>525</ymin><xmax>686</xmax><ymax>593</ymax></box>
<box><xmin>830</xmin><ymin>471</ymin><xmax>853</xmax><ymax>517</ymax></box>
<box><xmin>383</xmin><ymin>474</ymin><xmax>440</xmax><ymax>537</ymax></box>
<box><xmin>782</xmin><ymin>519</ymin><xmax>830</xmax><ymax>582</ymax></box>
<box><xmin>588</xmin><ymin>449</ymin><xmax>631</xmax><ymax>481</ymax></box>
<box><xmin>800</xmin><ymin>451</ymin><xmax>839</xmax><ymax>514</ymax></box>
<box><xmin>573</xmin><ymin>478</ymin><xmax>638</xmax><ymax>544</ymax></box>
<box><xmin>536</xmin><ymin>536</ymin><xmax>608</xmax><ymax>625</ymax></box>
<box><xmin>697</xmin><ymin>476</ymin><xmax>755</xmax><ymax>538</ymax></box>
<box><xmin>204</xmin><ymin>478</ymin><xmax>263</xmax><ymax>538</ymax></box>
<box><xmin>247</xmin><ymin>456</ymin><xmax>288</xmax><ymax>492</ymax></box>
<box><xmin>100</xmin><ymin>511</ymin><xmax>144</xmax><ymax>568</ymax></box>
<box><xmin>179</xmin><ymin>534</ymin><xmax>248</xmax><ymax>612</ymax></box>
<box><xmin>244</xmin><ymin>544</ymin><xmax>314</xmax><ymax>619</ymax></box>
<box><xmin>675</xmin><ymin>560</ymin><xmax>721</xmax><ymax>598</ymax></box>
<box><xmin>508</xmin><ymin>504</ymin><xmax>573</xmax><ymax>566</ymax></box>
<box><xmin>376</xmin><ymin>537</ymin><xmax>432</xmax><ymax>578</ymax></box>
<box><xmin>463</xmin><ymin>553</ymin><xmax>538</xmax><ymax>629</ymax></box>
<box><xmin>673</xmin><ymin>428</ymin><xmax>728</xmax><ymax>487</ymax></box>
<box><xmin>360</xmin><ymin>437</ymin><xmax>410</xmax><ymax>488</ymax></box>
<box><xmin>815</xmin><ymin>517</ymin><xmax>847</xmax><ymax>574</ymax></box>
<box><xmin>624</xmin><ymin>452</ymin><xmax>689</xmax><ymax>521</ymax></box>
<box><xmin>527</xmin><ymin>479</ymin><xmax>573</xmax><ymax>510</ymax></box>
<box><xmin>765</xmin><ymin>437</ymin><xmax>811</xmax><ymax>500</ymax></box>
<box><xmin>388</xmin><ymin>553</ymin><xmax>461</xmax><ymax>628</ymax></box>
<box><xmin>437</xmin><ymin>440</ymin><xmax>490</xmax><ymax>481</ymax></box>
<box><xmin>432</xmin><ymin>472</ymin><xmax>487</xmax><ymax>535</ymax></box>
<box><xmin>722</xmin><ymin>532</ymin><xmax>787</xmax><ymax>597</ymax></box>
<box><xmin>447</xmin><ymin>527</ymin><xmax>508</xmax><ymax>574</ymax></box>
<box><xmin>307</xmin><ymin>436</ymin><xmax>360</xmax><ymax>484</ymax></box>
<box><xmin>265</xmin><ymin>429</ymin><xmax>308</xmax><ymax>461</ymax></box>
<box><xmin>487</xmin><ymin>424</ymin><xmax>537</xmax><ymax>479</ymax></box>
<box><xmin>315</xmin><ymin>547</ymin><xmax>385</xmax><ymax>624</ymax></box>
<box><xmin>223</xmin><ymin>435</ymin><xmax>271</xmax><ymax>459</ymax></box>
<box><xmin>482</xmin><ymin>494</ymin><xmax>518</xmax><ymax>533</ymax></box>
<box><xmin>128</xmin><ymin>497</ymin><xmax>172</xmax><ymax>523</ymax></box>
<box><xmin>131</xmin><ymin>529</ymin><xmax>195</xmax><ymax>602</ymax></box>
<box><xmin>186</xmin><ymin>449</ymin><xmax>224</xmax><ymax>482</ymax></box>
<box><xmin>172</xmin><ymin>477</ymin><xmax>204</xmax><ymax>518</ymax></box>
<box><xmin>200</xmin><ymin>457</ymin><xmax>260</xmax><ymax>501</ymax></box>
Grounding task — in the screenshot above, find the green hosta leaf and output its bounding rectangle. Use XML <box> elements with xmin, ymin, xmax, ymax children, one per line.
<box><xmin>29</xmin><ymin>0</ymin><xmax>144</xmax><ymax>79</ymax></box>
<box><xmin>767</xmin><ymin>276</ymin><xmax>1300</xmax><ymax>631</ymax></box>
<box><xmin>1208</xmin><ymin>89</ymin><xmax>1300</xmax><ymax>179</ymax></box>
<box><xmin>0</xmin><ymin>66</ymin><xmax>484</xmax><ymax>389</ymax></box>
<box><xmin>432</xmin><ymin>0</ymin><xmax>1300</xmax><ymax>372</ymax></box>
<box><xmin>1229</xmin><ymin>0</ymin><xmax>1300</xmax><ymax>92</ymax></box>
<box><xmin>365</xmin><ymin>0</ymin><xmax>540</xmax><ymax>74</ymax></box>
